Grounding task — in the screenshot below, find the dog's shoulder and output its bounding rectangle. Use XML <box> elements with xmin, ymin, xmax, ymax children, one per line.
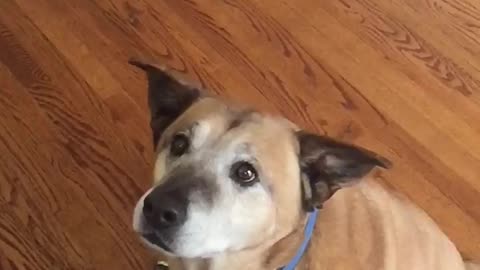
<box><xmin>306</xmin><ymin>179</ymin><xmax>465</xmax><ymax>270</ymax></box>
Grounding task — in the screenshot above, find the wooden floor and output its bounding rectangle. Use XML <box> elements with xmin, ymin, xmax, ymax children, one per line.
<box><xmin>0</xmin><ymin>0</ymin><xmax>479</xmax><ymax>269</ymax></box>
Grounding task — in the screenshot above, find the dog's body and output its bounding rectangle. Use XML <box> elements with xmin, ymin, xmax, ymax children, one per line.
<box><xmin>296</xmin><ymin>180</ymin><xmax>466</xmax><ymax>270</ymax></box>
<box><xmin>129</xmin><ymin>59</ymin><xmax>478</xmax><ymax>270</ymax></box>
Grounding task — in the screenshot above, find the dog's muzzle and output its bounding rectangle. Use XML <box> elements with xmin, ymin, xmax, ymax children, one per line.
<box><xmin>134</xmin><ymin>183</ymin><xmax>189</xmax><ymax>252</ymax></box>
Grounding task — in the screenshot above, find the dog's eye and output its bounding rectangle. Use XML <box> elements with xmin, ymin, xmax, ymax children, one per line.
<box><xmin>170</xmin><ymin>134</ymin><xmax>189</xmax><ymax>156</ymax></box>
<box><xmin>231</xmin><ymin>162</ymin><xmax>258</xmax><ymax>186</ymax></box>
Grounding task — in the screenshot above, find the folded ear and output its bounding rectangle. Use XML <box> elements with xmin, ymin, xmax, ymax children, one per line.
<box><xmin>129</xmin><ymin>58</ymin><xmax>201</xmax><ymax>147</ymax></box>
<box><xmin>296</xmin><ymin>131</ymin><xmax>392</xmax><ymax>211</ymax></box>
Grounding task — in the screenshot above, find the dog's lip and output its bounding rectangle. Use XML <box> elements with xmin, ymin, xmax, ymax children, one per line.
<box><xmin>141</xmin><ymin>232</ymin><xmax>172</xmax><ymax>252</ymax></box>
<box><xmin>134</xmin><ymin>213</ymin><xmax>173</xmax><ymax>252</ymax></box>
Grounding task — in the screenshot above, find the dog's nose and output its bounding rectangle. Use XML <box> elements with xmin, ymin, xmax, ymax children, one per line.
<box><xmin>143</xmin><ymin>187</ymin><xmax>187</xmax><ymax>229</ymax></box>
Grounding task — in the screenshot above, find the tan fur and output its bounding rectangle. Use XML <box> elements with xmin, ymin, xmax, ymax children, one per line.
<box><xmin>466</xmin><ymin>262</ymin><xmax>480</xmax><ymax>270</ymax></box>
<box><xmin>303</xmin><ymin>180</ymin><xmax>467</xmax><ymax>270</ymax></box>
<box><xmin>143</xmin><ymin>97</ymin><xmax>476</xmax><ymax>270</ymax></box>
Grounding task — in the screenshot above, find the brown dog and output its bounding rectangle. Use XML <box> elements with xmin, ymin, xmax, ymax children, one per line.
<box><xmin>130</xmin><ymin>59</ymin><xmax>479</xmax><ymax>270</ymax></box>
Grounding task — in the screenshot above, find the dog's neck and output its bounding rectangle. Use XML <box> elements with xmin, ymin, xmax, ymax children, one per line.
<box><xmin>169</xmin><ymin>215</ymin><xmax>309</xmax><ymax>270</ymax></box>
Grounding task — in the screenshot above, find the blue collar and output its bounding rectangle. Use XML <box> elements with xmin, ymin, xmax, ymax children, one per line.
<box><xmin>279</xmin><ymin>209</ymin><xmax>319</xmax><ymax>270</ymax></box>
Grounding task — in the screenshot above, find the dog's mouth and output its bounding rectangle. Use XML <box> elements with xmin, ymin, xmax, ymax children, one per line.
<box><xmin>141</xmin><ymin>232</ymin><xmax>172</xmax><ymax>252</ymax></box>
<box><xmin>133</xmin><ymin>190</ymin><xmax>177</xmax><ymax>253</ymax></box>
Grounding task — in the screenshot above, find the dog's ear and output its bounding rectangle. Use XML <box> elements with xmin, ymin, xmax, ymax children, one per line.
<box><xmin>296</xmin><ymin>131</ymin><xmax>391</xmax><ymax>211</ymax></box>
<box><xmin>129</xmin><ymin>58</ymin><xmax>201</xmax><ymax>147</ymax></box>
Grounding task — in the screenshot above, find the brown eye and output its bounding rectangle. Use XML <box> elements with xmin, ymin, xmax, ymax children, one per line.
<box><xmin>170</xmin><ymin>134</ymin><xmax>189</xmax><ymax>156</ymax></box>
<box><xmin>231</xmin><ymin>162</ymin><xmax>258</xmax><ymax>186</ymax></box>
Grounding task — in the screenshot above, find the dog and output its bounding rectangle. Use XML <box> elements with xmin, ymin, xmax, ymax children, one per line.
<box><xmin>130</xmin><ymin>58</ymin><xmax>479</xmax><ymax>270</ymax></box>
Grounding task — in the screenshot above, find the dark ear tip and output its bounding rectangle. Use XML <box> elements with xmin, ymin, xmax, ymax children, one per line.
<box><xmin>128</xmin><ymin>57</ymin><xmax>168</xmax><ymax>72</ymax></box>
<box><xmin>128</xmin><ymin>57</ymin><xmax>149</xmax><ymax>70</ymax></box>
<box><xmin>374</xmin><ymin>155</ymin><xmax>393</xmax><ymax>169</ymax></box>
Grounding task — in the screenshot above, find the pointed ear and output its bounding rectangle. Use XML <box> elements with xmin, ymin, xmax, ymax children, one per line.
<box><xmin>296</xmin><ymin>131</ymin><xmax>392</xmax><ymax>210</ymax></box>
<box><xmin>129</xmin><ymin>58</ymin><xmax>202</xmax><ymax>147</ymax></box>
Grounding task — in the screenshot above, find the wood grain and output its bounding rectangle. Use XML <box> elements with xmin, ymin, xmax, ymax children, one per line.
<box><xmin>0</xmin><ymin>0</ymin><xmax>479</xmax><ymax>268</ymax></box>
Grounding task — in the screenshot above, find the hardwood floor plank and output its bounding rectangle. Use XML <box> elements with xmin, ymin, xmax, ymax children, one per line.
<box><xmin>11</xmin><ymin>0</ymin><xmax>154</xmax><ymax>164</ymax></box>
<box><xmin>396</xmin><ymin>0</ymin><xmax>480</xmax><ymax>53</ymax></box>
<box><xmin>0</xmin><ymin>66</ymin><xmax>92</xmax><ymax>270</ymax></box>
<box><xmin>0</xmin><ymin>2</ymin><xmax>152</xmax><ymax>269</ymax></box>
<box><xmin>0</xmin><ymin>0</ymin><xmax>479</xmax><ymax>267</ymax></box>
<box><xmin>366</xmin><ymin>0</ymin><xmax>480</xmax><ymax>85</ymax></box>
<box><xmin>2</xmin><ymin>0</ymin><xmax>150</xmax><ymax>202</ymax></box>
<box><xmin>318</xmin><ymin>0</ymin><xmax>480</xmax><ymax>125</ymax></box>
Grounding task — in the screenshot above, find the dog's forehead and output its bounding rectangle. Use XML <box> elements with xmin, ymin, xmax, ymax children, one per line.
<box><xmin>155</xmin><ymin>98</ymin><xmax>230</xmax><ymax>148</ymax></box>
<box><xmin>160</xmin><ymin>97</ymin><xmax>297</xmax><ymax>143</ymax></box>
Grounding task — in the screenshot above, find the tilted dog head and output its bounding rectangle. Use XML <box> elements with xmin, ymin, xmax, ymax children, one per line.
<box><xmin>130</xmin><ymin>59</ymin><xmax>391</xmax><ymax>258</ymax></box>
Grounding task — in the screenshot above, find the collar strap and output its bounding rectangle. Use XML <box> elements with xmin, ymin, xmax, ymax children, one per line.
<box><xmin>278</xmin><ymin>209</ymin><xmax>319</xmax><ymax>270</ymax></box>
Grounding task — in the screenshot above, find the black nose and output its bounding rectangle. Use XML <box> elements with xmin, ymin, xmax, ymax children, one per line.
<box><xmin>143</xmin><ymin>187</ymin><xmax>187</xmax><ymax>229</ymax></box>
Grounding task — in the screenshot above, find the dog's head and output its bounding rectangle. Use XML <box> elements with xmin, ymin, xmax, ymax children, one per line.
<box><xmin>130</xmin><ymin>59</ymin><xmax>391</xmax><ymax>258</ymax></box>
